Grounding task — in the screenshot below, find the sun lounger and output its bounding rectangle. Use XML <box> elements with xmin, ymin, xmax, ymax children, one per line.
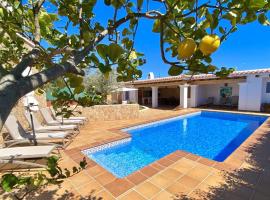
<box><xmin>50</xmin><ymin>107</ymin><xmax>87</xmax><ymax>121</ymax></box>
<box><xmin>0</xmin><ymin>145</ymin><xmax>56</xmax><ymax>168</ymax></box>
<box><xmin>4</xmin><ymin>115</ymin><xmax>72</xmax><ymax>148</ymax></box>
<box><xmin>24</xmin><ymin>112</ymin><xmax>79</xmax><ymax>134</ymax></box>
<box><xmin>40</xmin><ymin>108</ymin><xmax>84</xmax><ymax>126</ymax></box>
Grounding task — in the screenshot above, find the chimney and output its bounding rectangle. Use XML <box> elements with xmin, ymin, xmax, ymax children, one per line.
<box><xmin>148</xmin><ymin>72</ymin><xmax>155</xmax><ymax>79</ymax></box>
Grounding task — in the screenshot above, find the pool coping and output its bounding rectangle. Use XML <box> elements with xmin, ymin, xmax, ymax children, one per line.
<box><xmin>64</xmin><ymin>109</ymin><xmax>270</xmax><ymax>197</ymax></box>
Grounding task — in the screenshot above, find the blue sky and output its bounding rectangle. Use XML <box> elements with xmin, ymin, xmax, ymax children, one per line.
<box><xmin>43</xmin><ymin>1</ymin><xmax>270</xmax><ymax>79</ymax></box>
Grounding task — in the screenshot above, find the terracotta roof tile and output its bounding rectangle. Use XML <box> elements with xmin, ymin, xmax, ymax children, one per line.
<box><xmin>126</xmin><ymin>68</ymin><xmax>270</xmax><ymax>85</ymax></box>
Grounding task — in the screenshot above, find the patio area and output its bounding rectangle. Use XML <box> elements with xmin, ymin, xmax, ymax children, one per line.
<box><xmin>1</xmin><ymin>108</ymin><xmax>267</xmax><ymax>200</ymax></box>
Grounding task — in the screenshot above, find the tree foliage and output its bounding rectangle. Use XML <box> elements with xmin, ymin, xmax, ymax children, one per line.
<box><xmin>0</xmin><ymin>156</ymin><xmax>87</xmax><ymax>200</ymax></box>
<box><xmin>85</xmin><ymin>69</ymin><xmax>123</xmax><ymax>103</ymax></box>
<box><xmin>0</xmin><ymin>0</ymin><xmax>269</xmax><ymax>130</ymax></box>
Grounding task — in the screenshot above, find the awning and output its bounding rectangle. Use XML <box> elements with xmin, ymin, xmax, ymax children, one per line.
<box><xmin>113</xmin><ymin>87</ymin><xmax>138</xmax><ymax>92</ymax></box>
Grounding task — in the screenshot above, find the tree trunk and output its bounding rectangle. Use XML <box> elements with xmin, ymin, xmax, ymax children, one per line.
<box><xmin>0</xmin><ymin>86</ymin><xmax>19</xmax><ymax>131</ymax></box>
<box><xmin>0</xmin><ymin>61</ymin><xmax>84</xmax><ymax>132</ymax></box>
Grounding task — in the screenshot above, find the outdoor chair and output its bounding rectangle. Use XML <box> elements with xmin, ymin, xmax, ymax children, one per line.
<box><xmin>40</xmin><ymin>108</ymin><xmax>84</xmax><ymax>126</ymax></box>
<box><xmin>0</xmin><ymin>145</ymin><xmax>57</xmax><ymax>169</ymax></box>
<box><xmin>206</xmin><ymin>97</ymin><xmax>214</xmax><ymax>106</ymax></box>
<box><xmin>50</xmin><ymin>107</ymin><xmax>88</xmax><ymax>122</ymax></box>
<box><xmin>219</xmin><ymin>97</ymin><xmax>227</xmax><ymax>106</ymax></box>
<box><xmin>231</xmin><ymin>96</ymin><xmax>239</xmax><ymax>107</ymax></box>
<box><xmin>24</xmin><ymin>112</ymin><xmax>79</xmax><ymax>135</ymax></box>
<box><xmin>4</xmin><ymin>115</ymin><xmax>72</xmax><ymax>148</ymax></box>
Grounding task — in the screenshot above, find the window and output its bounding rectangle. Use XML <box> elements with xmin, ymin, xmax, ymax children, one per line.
<box><xmin>266</xmin><ymin>82</ymin><xmax>270</xmax><ymax>93</ymax></box>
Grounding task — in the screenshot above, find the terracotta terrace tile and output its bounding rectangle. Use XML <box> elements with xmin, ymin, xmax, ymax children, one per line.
<box><xmin>104</xmin><ymin>178</ymin><xmax>134</xmax><ymax>197</ymax></box>
<box><xmin>3</xmin><ymin>108</ymin><xmax>270</xmax><ymax>200</ymax></box>
<box><xmin>96</xmin><ymin>190</ymin><xmax>115</xmax><ymax>200</ymax></box>
<box><xmin>152</xmin><ymin>190</ymin><xmax>175</xmax><ymax>200</ymax></box>
<box><xmin>198</xmin><ymin>157</ymin><xmax>217</xmax><ymax>167</ymax></box>
<box><xmin>165</xmin><ymin>181</ymin><xmax>193</xmax><ymax>196</ymax></box>
<box><xmin>85</xmin><ymin>165</ymin><xmax>107</xmax><ymax>177</ymax></box>
<box><xmin>118</xmin><ymin>190</ymin><xmax>146</xmax><ymax>200</ymax></box>
<box><xmin>76</xmin><ymin>180</ymin><xmax>103</xmax><ymax>196</ymax></box>
<box><xmin>186</xmin><ymin>166</ymin><xmax>212</xmax><ymax>181</ymax></box>
<box><xmin>177</xmin><ymin>175</ymin><xmax>201</xmax><ymax>188</ymax></box>
<box><xmin>126</xmin><ymin>171</ymin><xmax>148</xmax><ymax>185</ymax></box>
<box><xmin>139</xmin><ymin>166</ymin><xmax>159</xmax><ymax>177</ymax></box>
<box><xmin>149</xmin><ymin>174</ymin><xmax>172</xmax><ymax>188</ymax></box>
<box><xmin>95</xmin><ymin>171</ymin><xmax>116</xmax><ymax>185</ymax></box>
<box><xmin>175</xmin><ymin>150</ymin><xmax>189</xmax><ymax>157</ymax></box>
<box><xmin>135</xmin><ymin>181</ymin><xmax>161</xmax><ymax>199</ymax></box>
<box><xmin>164</xmin><ymin>152</ymin><xmax>183</xmax><ymax>162</ymax></box>
<box><xmin>171</xmin><ymin>158</ymin><xmax>197</xmax><ymax>174</ymax></box>
<box><xmin>159</xmin><ymin>168</ymin><xmax>183</xmax><ymax>181</ymax></box>
<box><xmin>157</xmin><ymin>157</ymin><xmax>175</xmax><ymax>167</ymax></box>
<box><xmin>68</xmin><ymin>172</ymin><xmax>93</xmax><ymax>188</ymax></box>
<box><xmin>185</xmin><ymin>153</ymin><xmax>200</xmax><ymax>161</ymax></box>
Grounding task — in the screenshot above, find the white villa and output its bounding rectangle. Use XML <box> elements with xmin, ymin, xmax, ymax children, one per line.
<box><xmin>117</xmin><ymin>68</ymin><xmax>270</xmax><ymax>112</ymax></box>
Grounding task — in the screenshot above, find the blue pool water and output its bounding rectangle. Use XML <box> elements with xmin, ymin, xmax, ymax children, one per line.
<box><xmin>83</xmin><ymin>111</ymin><xmax>267</xmax><ymax>178</ymax></box>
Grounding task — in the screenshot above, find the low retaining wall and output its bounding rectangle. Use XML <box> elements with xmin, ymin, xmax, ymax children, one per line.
<box><xmin>80</xmin><ymin>104</ymin><xmax>139</xmax><ymax>121</ymax></box>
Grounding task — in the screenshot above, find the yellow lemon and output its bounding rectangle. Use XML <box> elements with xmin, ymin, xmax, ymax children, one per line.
<box><xmin>129</xmin><ymin>51</ymin><xmax>137</xmax><ymax>60</ymax></box>
<box><xmin>199</xmin><ymin>34</ymin><xmax>220</xmax><ymax>55</ymax></box>
<box><xmin>177</xmin><ymin>38</ymin><xmax>197</xmax><ymax>59</ymax></box>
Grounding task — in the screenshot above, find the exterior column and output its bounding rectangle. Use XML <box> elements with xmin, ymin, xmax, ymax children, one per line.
<box><xmin>180</xmin><ymin>84</ymin><xmax>189</xmax><ymax>108</ymax></box>
<box><xmin>134</xmin><ymin>90</ymin><xmax>138</xmax><ymax>103</ymax></box>
<box><xmin>238</xmin><ymin>76</ymin><xmax>263</xmax><ymax>111</ymax></box>
<box><xmin>238</xmin><ymin>82</ymin><xmax>247</xmax><ymax>110</ymax></box>
<box><xmin>190</xmin><ymin>85</ymin><xmax>198</xmax><ymax>107</ymax></box>
<box><xmin>151</xmin><ymin>86</ymin><xmax>158</xmax><ymax>108</ymax></box>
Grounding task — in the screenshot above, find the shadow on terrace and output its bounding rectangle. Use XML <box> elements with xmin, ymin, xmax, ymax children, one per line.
<box><xmin>175</xmin><ymin>120</ymin><xmax>270</xmax><ymax>200</ymax></box>
<box><xmin>0</xmin><ymin>187</ymin><xmax>104</xmax><ymax>200</ymax></box>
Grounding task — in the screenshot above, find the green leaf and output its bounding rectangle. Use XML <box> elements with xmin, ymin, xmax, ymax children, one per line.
<box><xmin>219</xmin><ymin>27</ymin><xmax>226</xmax><ymax>34</ymax></box>
<box><xmin>74</xmin><ymin>85</ymin><xmax>85</xmax><ymax>94</ymax></box>
<box><xmin>68</xmin><ymin>76</ymin><xmax>83</xmax><ymax>88</ymax></box>
<box><xmin>258</xmin><ymin>13</ymin><xmax>270</xmax><ymax>25</ymax></box>
<box><xmin>79</xmin><ymin>157</ymin><xmax>87</xmax><ymax>169</ymax></box>
<box><xmin>152</xmin><ymin>19</ymin><xmax>160</xmax><ymax>33</ymax></box>
<box><xmin>249</xmin><ymin>0</ymin><xmax>267</xmax><ymax>9</ymax></box>
<box><xmin>168</xmin><ymin>66</ymin><xmax>184</xmax><ymax>76</ymax></box>
<box><xmin>1</xmin><ymin>174</ymin><xmax>18</xmax><ymax>192</ymax></box>
<box><xmin>104</xmin><ymin>0</ymin><xmax>111</xmax><ymax>6</ymax></box>
<box><xmin>122</xmin><ymin>28</ymin><xmax>131</xmax><ymax>36</ymax></box>
<box><xmin>64</xmin><ymin>169</ymin><xmax>71</xmax><ymax>178</ymax></box>
<box><xmin>72</xmin><ymin>167</ymin><xmax>78</xmax><ymax>173</ymax></box>
<box><xmin>107</xmin><ymin>43</ymin><xmax>124</xmax><ymax>62</ymax></box>
<box><xmin>98</xmin><ymin>63</ymin><xmax>111</xmax><ymax>74</ymax></box>
<box><xmin>96</xmin><ymin>44</ymin><xmax>108</xmax><ymax>59</ymax></box>
<box><xmin>111</xmin><ymin>0</ymin><xmax>125</xmax><ymax>9</ymax></box>
<box><xmin>137</xmin><ymin>0</ymin><xmax>143</xmax><ymax>9</ymax></box>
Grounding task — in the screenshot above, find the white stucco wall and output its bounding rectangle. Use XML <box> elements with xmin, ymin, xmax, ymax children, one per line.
<box><xmin>238</xmin><ymin>74</ymin><xmax>270</xmax><ymax>111</ymax></box>
<box><xmin>122</xmin><ymin>90</ymin><xmax>138</xmax><ymax>103</ymax></box>
<box><xmin>197</xmin><ymin>83</ymin><xmax>239</xmax><ymax>106</ymax></box>
<box><xmin>180</xmin><ymin>84</ymin><xmax>188</xmax><ymax>108</ymax></box>
<box><xmin>197</xmin><ymin>85</ymin><xmax>207</xmax><ymax>106</ymax></box>
<box><xmin>261</xmin><ymin>77</ymin><xmax>270</xmax><ymax>103</ymax></box>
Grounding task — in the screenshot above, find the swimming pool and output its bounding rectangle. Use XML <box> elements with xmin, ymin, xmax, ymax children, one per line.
<box><xmin>82</xmin><ymin>111</ymin><xmax>267</xmax><ymax>178</ymax></box>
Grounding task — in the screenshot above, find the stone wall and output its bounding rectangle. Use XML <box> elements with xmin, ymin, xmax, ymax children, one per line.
<box><xmin>0</xmin><ymin>100</ymin><xmax>139</xmax><ymax>146</ymax></box>
<box><xmin>80</xmin><ymin>104</ymin><xmax>140</xmax><ymax>121</ymax></box>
